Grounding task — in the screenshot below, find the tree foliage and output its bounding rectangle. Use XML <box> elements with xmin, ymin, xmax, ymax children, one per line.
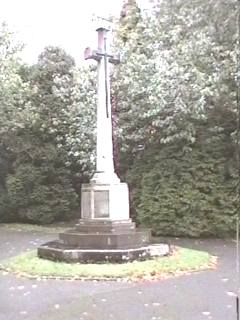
<box><xmin>113</xmin><ymin>0</ymin><xmax>237</xmax><ymax>152</ymax></box>
<box><xmin>112</xmin><ymin>0</ymin><xmax>238</xmax><ymax>236</ymax></box>
<box><xmin>0</xmin><ymin>23</ymin><xmax>29</xmax><ymax>220</ymax></box>
<box><xmin>1</xmin><ymin>41</ymin><xmax>96</xmax><ymax>223</ymax></box>
<box><xmin>127</xmin><ymin>126</ymin><xmax>237</xmax><ymax>237</ymax></box>
<box><xmin>0</xmin><ymin>0</ymin><xmax>238</xmax><ymax>236</ymax></box>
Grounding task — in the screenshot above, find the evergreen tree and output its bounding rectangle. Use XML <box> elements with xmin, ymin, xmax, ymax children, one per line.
<box><xmin>112</xmin><ymin>0</ymin><xmax>238</xmax><ymax>236</ymax></box>
<box><xmin>6</xmin><ymin>47</ymin><xmax>80</xmax><ymax>223</ymax></box>
<box><xmin>0</xmin><ymin>23</ymin><xmax>30</xmax><ymax>221</ymax></box>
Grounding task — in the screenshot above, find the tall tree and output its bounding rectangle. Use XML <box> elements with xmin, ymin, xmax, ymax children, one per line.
<box><xmin>113</xmin><ymin>0</ymin><xmax>237</xmax><ymax>154</ymax></box>
<box><xmin>0</xmin><ymin>23</ymin><xmax>30</xmax><ymax>221</ymax></box>
<box><xmin>5</xmin><ymin>47</ymin><xmax>81</xmax><ymax>223</ymax></box>
<box><xmin>111</xmin><ymin>0</ymin><xmax>238</xmax><ymax>236</ymax></box>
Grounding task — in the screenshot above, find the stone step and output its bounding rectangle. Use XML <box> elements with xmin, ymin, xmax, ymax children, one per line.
<box><xmin>59</xmin><ymin>230</ymin><xmax>150</xmax><ymax>250</ymax></box>
<box><xmin>77</xmin><ymin>219</ymin><xmax>133</xmax><ymax>226</ymax></box>
<box><xmin>38</xmin><ymin>240</ymin><xmax>170</xmax><ymax>263</ymax></box>
<box><xmin>75</xmin><ymin>223</ymin><xmax>136</xmax><ymax>234</ymax></box>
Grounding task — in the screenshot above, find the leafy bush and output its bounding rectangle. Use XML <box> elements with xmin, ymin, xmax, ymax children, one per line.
<box><xmin>6</xmin><ymin>142</ymin><xmax>78</xmax><ymax>224</ymax></box>
<box><xmin>126</xmin><ymin>137</ymin><xmax>237</xmax><ymax>237</ymax></box>
<box><xmin>0</xmin><ymin>145</ymin><xmax>10</xmax><ymax>222</ymax></box>
<box><xmin>0</xmin><ymin>45</ymin><xmax>93</xmax><ymax>224</ymax></box>
<box><xmin>0</xmin><ymin>189</ymin><xmax>9</xmax><ymax>222</ymax></box>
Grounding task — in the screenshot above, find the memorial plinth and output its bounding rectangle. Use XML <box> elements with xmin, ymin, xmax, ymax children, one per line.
<box><xmin>38</xmin><ymin>218</ymin><xmax>155</xmax><ymax>263</ymax></box>
<box><xmin>81</xmin><ymin>182</ymin><xmax>129</xmax><ymax>220</ymax></box>
<box><xmin>37</xmin><ymin>26</ymin><xmax>169</xmax><ymax>263</ymax></box>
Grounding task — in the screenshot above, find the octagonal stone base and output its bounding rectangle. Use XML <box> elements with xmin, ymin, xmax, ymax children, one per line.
<box><xmin>38</xmin><ymin>241</ymin><xmax>170</xmax><ymax>263</ymax></box>
<box><xmin>37</xmin><ymin>219</ymin><xmax>170</xmax><ymax>263</ymax></box>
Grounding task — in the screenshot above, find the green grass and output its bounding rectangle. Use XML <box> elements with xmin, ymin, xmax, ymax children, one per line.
<box><xmin>1</xmin><ymin>223</ymin><xmax>69</xmax><ymax>234</ymax></box>
<box><xmin>0</xmin><ymin>247</ymin><xmax>216</xmax><ymax>281</ymax></box>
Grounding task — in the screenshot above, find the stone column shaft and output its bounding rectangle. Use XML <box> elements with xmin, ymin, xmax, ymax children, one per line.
<box><xmin>91</xmin><ymin>28</ymin><xmax>119</xmax><ymax>184</ymax></box>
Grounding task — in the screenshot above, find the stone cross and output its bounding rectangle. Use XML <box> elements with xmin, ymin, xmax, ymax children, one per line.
<box><xmin>84</xmin><ymin>27</ymin><xmax>120</xmax><ymax>184</ymax></box>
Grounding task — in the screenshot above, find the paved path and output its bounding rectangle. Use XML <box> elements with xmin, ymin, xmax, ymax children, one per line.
<box><xmin>0</xmin><ymin>225</ymin><xmax>237</xmax><ymax>320</ymax></box>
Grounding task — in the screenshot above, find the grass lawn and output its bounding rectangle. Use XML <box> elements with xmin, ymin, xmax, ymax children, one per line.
<box><xmin>1</xmin><ymin>223</ymin><xmax>70</xmax><ymax>234</ymax></box>
<box><xmin>0</xmin><ymin>247</ymin><xmax>216</xmax><ymax>281</ymax></box>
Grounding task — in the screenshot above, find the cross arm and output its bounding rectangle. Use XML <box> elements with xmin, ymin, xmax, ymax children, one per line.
<box><xmin>84</xmin><ymin>47</ymin><xmax>101</xmax><ymax>61</ymax></box>
<box><xmin>84</xmin><ymin>47</ymin><xmax>120</xmax><ymax>65</ymax></box>
<box><xmin>109</xmin><ymin>54</ymin><xmax>121</xmax><ymax>65</ymax></box>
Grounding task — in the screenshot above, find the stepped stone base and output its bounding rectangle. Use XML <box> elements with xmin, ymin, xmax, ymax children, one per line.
<box><xmin>38</xmin><ymin>241</ymin><xmax>169</xmax><ymax>263</ymax></box>
<box><xmin>38</xmin><ymin>219</ymin><xmax>170</xmax><ymax>263</ymax></box>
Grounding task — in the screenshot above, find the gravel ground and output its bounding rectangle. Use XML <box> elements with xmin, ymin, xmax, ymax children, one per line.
<box><xmin>0</xmin><ymin>225</ymin><xmax>237</xmax><ymax>320</ymax></box>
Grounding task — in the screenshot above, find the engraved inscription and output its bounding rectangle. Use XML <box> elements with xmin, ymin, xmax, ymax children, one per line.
<box><xmin>94</xmin><ymin>191</ymin><xmax>109</xmax><ymax>218</ymax></box>
<box><xmin>81</xmin><ymin>191</ymin><xmax>91</xmax><ymax>219</ymax></box>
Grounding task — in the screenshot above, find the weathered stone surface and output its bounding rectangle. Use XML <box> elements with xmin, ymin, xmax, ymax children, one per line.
<box><xmin>36</xmin><ymin>27</ymin><xmax>169</xmax><ymax>264</ymax></box>
<box><xmin>59</xmin><ymin>230</ymin><xmax>150</xmax><ymax>249</ymax></box>
<box><xmin>94</xmin><ymin>190</ymin><xmax>109</xmax><ymax>218</ymax></box>
<box><xmin>75</xmin><ymin>219</ymin><xmax>136</xmax><ymax>233</ymax></box>
<box><xmin>81</xmin><ymin>183</ymin><xmax>129</xmax><ymax>220</ymax></box>
<box><xmin>38</xmin><ymin>241</ymin><xmax>170</xmax><ymax>263</ymax></box>
<box><xmin>37</xmin><ymin>217</ymin><xmax>170</xmax><ymax>263</ymax></box>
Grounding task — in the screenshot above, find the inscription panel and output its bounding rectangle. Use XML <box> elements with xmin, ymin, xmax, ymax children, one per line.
<box><xmin>81</xmin><ymin>191</ymin><xmax>91</xmax><ymax>219</ymax></box>
<box><xmin>94</xmin><ymin>191</ymin><xmax>109</xmax><ymax>218</ymax></box>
